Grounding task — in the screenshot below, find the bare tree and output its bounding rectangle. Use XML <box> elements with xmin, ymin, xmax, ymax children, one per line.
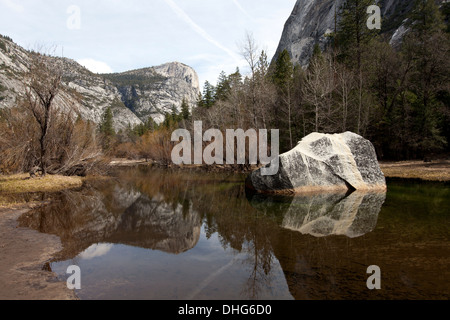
<box><xmin>302</xmin><ymin>54</ymin><xmax>336</xmax><ymax>133</ymax></box>
<box><xmin>0</xmin><ymin>50</ymin><xmax>106</xmax><ymax>177</ymax></box>
<box><xmin>24</xmin><ymin>52</ymin><xmax>63</xmax><ymax>176</ymax></box>
<box><xmin>335</xmin><ymin>62</ymin><xmax>355</xmax><ymax>132</ymax></box>
<box><xmin>240</xmin><ymin>32</ymin><xmax>259</xmax><ymax>79</ymax></box>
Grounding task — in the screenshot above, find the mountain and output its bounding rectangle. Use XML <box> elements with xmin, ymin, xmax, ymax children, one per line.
<box><xmin>0</xmin><ymin>35</ymin><xmax>200</xmax><ymax>130</ymax></box>
<box><xmin>273</xmin><ymin>0</ymin><xmax>345</xmax><ymax>67</ymax></box>
<box><xmin>272</xmin><ymin>0</ymin><xmax>446</xmax><ymax>67</ymax></box>
<box><xmin>103</xmin><ymin>62</ymin><xmax>200</xmax><ymax>124</ymax></box>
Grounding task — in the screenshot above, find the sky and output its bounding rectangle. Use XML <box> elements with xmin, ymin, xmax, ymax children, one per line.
<box><xmin>0</xmin><ymin>0</ymin><xmax>297</xmax><ymax>88</ymax></box>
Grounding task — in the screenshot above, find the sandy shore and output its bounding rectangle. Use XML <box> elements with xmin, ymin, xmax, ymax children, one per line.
<box><xmin>0</xmin><ymin>205</ymin><xmax>78</xmax><ymax>300</ymax></box>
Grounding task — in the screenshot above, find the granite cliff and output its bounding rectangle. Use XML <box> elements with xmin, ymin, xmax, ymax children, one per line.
<box><xmin>0</xmin><ymin>35</ymin><xmax>200</xmax><ymax>130</ymax></box>
<box><xmin>272</xmin><ymin>0</ymin><xmax>445</xmax><ymax>67</ymax></box>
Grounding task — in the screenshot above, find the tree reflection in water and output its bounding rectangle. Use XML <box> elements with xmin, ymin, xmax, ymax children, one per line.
<box><xmin>18</xmin><ymin>167</ymin><xmax>391</xmax><ymax>299</ymax></box>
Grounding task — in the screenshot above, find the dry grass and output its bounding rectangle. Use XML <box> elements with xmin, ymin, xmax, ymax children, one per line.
<box><xmin>380</xmin><ymin>160</ymin><xmax>450</xmax><ymax>182</ymax></box>
<box><xmin>0</xmin><ymin>174</ymin><xmax>83</xmax><ymax>194</ymax></box>
<box><xmin>0</xmin><ymin>173</ymin><xmax>83</xmax><ymax>208</ymax></box>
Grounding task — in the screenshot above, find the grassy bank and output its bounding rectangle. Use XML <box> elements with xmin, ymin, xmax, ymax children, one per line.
<box><xmin>0</xmin><ymin>174</ymin><xmax>83</xmax><ymax>208</ymax></box>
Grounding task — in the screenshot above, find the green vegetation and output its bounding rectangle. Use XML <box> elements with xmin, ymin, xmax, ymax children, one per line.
<box><xmin>99</xmin><ymin>107</ymin><xmax>115</xmax><ymax>150</ymax></box>
<box><xmin>0</xmin><ymin>34</ymin><xmax>13</xmax><ymax>43</ymax></box>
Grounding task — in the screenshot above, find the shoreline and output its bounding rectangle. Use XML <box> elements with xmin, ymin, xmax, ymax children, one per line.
<box><xmin>380</xmin><ymin>160</ymin><xmax>450</xmax><ymax>182</ymax></box>
<box><xmin>0</xmin><ymin>204</ymin><xmax>78</xmax><ymax>300</ymax></box>
<box><xmin>110</xmin><ymin>158</ymin><xmax>450</xmax><ymax>182</ymax></box>
<box><xmin>0</xmin><ymin>174</ymin><xmax>84</xmax><ymax>300</ymax></box>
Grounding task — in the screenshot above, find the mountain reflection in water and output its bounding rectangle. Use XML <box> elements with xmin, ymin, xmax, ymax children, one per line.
<box><xmin>18</xmin><ymin>167</ymin><xmax>449</xmax><ymax>300</ymax></box>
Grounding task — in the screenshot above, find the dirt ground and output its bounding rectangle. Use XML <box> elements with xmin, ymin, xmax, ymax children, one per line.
<box><xmin>380</xmin><ymin>160</ymin><xmax>450</xmax><ymax>182</ymax></box>
<box><xmin>0</xmin><ymin>205</ymin><xmax>78</xmax><ymax>300</ymax></box>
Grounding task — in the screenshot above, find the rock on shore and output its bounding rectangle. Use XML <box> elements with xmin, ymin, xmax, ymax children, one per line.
<box><xmin>246</xmin><ymin>132</ymin><xmax>386</xmax><ymax>194</ymax></box>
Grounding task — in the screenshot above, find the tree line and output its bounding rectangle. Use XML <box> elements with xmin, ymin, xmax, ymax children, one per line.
<box><xmin>112</xmin><ymin>0</ymin><xmax>449</xmax><ymax>162</ymax></box>
<box><xmin>188</xmin><ymin>0</ymin><xmax>449</xmax><ymax>160</ymax></box>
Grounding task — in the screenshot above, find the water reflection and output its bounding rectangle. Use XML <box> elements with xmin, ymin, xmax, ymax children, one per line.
<box><xmin>19</xmin><ymin>177</ymin><xmax>202</xmax><ymax>260</ymax></box>
<box><xmin>247</xmin><ymin>191</ymin><xmax>386</xmax><ymax>238</ymax></box>
<box><xmin>17</xmin><ymin>168</ymin><xmax>450</xmax><ymax>300</ymax></box>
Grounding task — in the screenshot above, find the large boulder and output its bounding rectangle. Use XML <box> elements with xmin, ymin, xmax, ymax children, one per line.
<box><xmin>246</xmin><ymin>132</ymin><xmax>386</xmax><ymax>194</ymax></box>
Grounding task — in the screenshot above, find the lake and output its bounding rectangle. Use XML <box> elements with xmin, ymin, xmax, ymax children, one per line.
<box><xmin>19</xmin><ymin>166</ymin><xmax>450</xmax><ymax>300</ymax></box>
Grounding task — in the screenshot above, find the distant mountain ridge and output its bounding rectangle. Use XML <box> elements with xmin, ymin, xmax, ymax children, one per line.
<box><xmin>0</xmin><ymin>35</ymin><xmax>200</xmax><ymax>130</ymax></box>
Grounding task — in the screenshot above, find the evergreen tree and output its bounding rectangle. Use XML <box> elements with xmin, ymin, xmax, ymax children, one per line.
<box><xmin>312</xmin><ymin>43</ymin><xmax>322</xmax><ymax>60</ymax></box>
<box><xmin>99</xmin><ymin>107</ymin><xmax>115</xmax><ymax>137</ymax></box>
<box><xmin>272</xmin><ymin>49</ymin><xmax>295</xmax><ymax>149</ymax></box>
<box><xmin>201</xmin><ymin>81</ymin><xmax>216</xmax><ymax>108</ymax></box>
<box><xmin>215</xmin><ymin>71</ymin><xmax>231</xmax><ymax>102</ymax></box>
<box><xmin>228</xmin><ymin>67</ymin><xmax>243</xmax><ymax>88</ymax></box>
<box><xmin>196</xmin><ymin>92</ymin><xmax>204</xmax><ymax>108</ymax></box>
<box><xmin>272</xmin><ymin>49</ymin><xmax>294</xmax><ymax>91</ymax></box>
<box><xmin>181</xmin><ymin>98</ymin><xmax>191</xmax><ymax>120</ymax></box>
<box><xmin>337</xmin><ymin>0</ymin><xmax>379</xmax><ymax>71</ymax></box>
<box><xmin>99</xmin><ymin>107</ymin><xmax>115</xmax><ymax>150</ymax></box>
<box><xmin>402</xmin><ymin>0</ymin><xmax>449</xmax><ymax>156</ymax></box>
<box><xmin>409</xmin><ymin>0</ymin><xmax>446</xmax><ymax>35</ymax></box>
<box><xmin>255</xmin><ymin>50</ymin><xmax>270</xmax><ymax>80</ymax></box>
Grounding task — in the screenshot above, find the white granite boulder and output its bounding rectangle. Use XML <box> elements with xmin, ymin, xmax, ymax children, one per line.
<box><xmin>246</xmin><ymin>132</ymin><xmax>387</xmax><ymax>194</ymax></box>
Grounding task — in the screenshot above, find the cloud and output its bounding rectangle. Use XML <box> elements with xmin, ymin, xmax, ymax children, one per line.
<box><xmin>164</xmin><ymin>0</ymin><xmax>241</xmax><ymax>63</ymax></box>
<box><xmin>79</xmin><ymin>243</ymin><xmax>114</xmax><ymax>260</ymax></box>
<box><xmin>77</xmin><ymin>58</ymin><xmax>113</xmax><ymax>74</ymax></box>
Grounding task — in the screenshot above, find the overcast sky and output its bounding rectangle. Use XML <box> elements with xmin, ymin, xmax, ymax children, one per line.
<box><xmin>0</xmin><ymin>0</ymin><xmax>296</xmax><ymax>87</ymax></box>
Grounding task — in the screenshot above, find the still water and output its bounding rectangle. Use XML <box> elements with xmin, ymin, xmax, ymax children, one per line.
<box><xmin>19</xmin><ymin>167</ymin><xmax>450</xmax><ymax>300</ymax></box>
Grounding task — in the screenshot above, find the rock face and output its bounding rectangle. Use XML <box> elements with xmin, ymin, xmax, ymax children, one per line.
<box><xmin>105</xmin><ymin>62</ymin><xmax>200</xmax><ymax>124</ymax></box>
<box><xmin>272</xmin><ymin>0</ymin><xmax>445</xmax><ymax>67</ymax></box>
<box><xmin>272</xmin><ymin>0</ymin><xmax>345</xmax><ymax>67</ymax></box>
<box><xmin>0</xmin><ymin>35</ymin><xmax>200</xmax><ymax>130</ymax></box>
<box><xmin>246</xmin><ymin>132</ymin><xmax>386</xmax><ymax>194</ymax></box>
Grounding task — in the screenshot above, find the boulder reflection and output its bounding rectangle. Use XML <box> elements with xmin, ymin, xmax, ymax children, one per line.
<box><xmin>247</xmin><ymin>191</ymin><xmax>386</xmax><ymax>238</ymax></box>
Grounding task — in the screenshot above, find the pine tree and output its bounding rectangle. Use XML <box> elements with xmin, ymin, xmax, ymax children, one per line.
<box><xmin>337</xmin><ymin>0</ymin><xmax>379</xmax><ymax>71</ymax></box>
<box><xmin>99</xmin><ymin>107</ymin><xmax>115</xmax><ymax>150</ymax></box>
<box><xmin>227</xmin><ymin>68</ymin><xmax>242</xmax><ymax>93</ymax></box>
<box><xmin>99</xmin><ymin>107</ymin><xmax>115</xmax><ymax>137</ymax></box>
<box><xmin>409</xmin><ymin>0</ymin><xmax>446</xmax><ymax>35</ymax></box>
<box><xmin>201</xmin><ymin>81</ymin><xmax>216</xmax><ymax>108</ymax></box>
<box><xmin>402</xmin><ymin>0</ymin><xmax>449</xmax><ymax>156</ymax></box>
<box><xmin>215</xmin><ymin>71</ymin><xmax>231</xmax><ymax>102</ymax></box>
<box><xmin>181</xmin><ymin>98</ymin><xmax>190</xmax><ymax>120</ymax></box>
<box><xmin>272</xmin><ymin>49</ymin><xmax>295</xmax><ymax>149</ymax></box>
<box><xmin>272</xmin><ymin>49</ymin><xmax>293</xmax><ymax>91</ymax></box>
